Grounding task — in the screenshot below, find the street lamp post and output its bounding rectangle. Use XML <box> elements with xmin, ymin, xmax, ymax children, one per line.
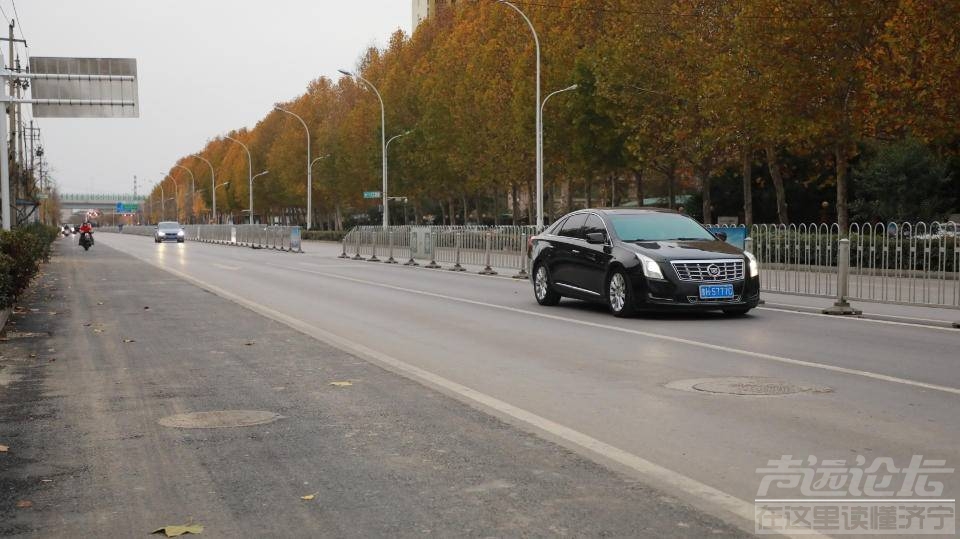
<box><xmin>173</xmin><ymin>165</ymin><xmax>196</xmax><ymax>224</ymax></box>
<box><xmin>385</xmin><ymin>130</ymin><xmax>412</xmax><ymax>228</ymax></box>
<box><xmin>164</xmin><ymin>175</ymin><xmax>180</xmax><ymax>222</ymax></box>
<box><xmin>224</xmin><ymin>135</ymin><xmax>254</xmax><ymax>224</ymax></box>
<box><xmin>250</xmin><ymin>171</ymin><xmax>269</xmax><ymax>223</ymax></box>
<box><xmin>541</xmin><ymin>84</ymin><xmax>578</xmax><ymax>220</ymax></box>
<box><xmin>498</xmin><ymin>0</ymin><xmax>543</xmax><ymax>229</ymax></box>
<box><xmin>158</xmin><ymin>182</ymin><xmax>165</xmax><ymax>220</ymax></box>
<box><xmin>275</xmin><ymin>106</ymin><xmax>314</xmax><ymax>229</ymax></box>
<box><xmin>339</xmin><ymin>69</ymin><xmax>388</xmax><ymax>228</ymax></box>
<box><xmin>190</xmin><ymin>155</ymin><xmax>217</xmax><ymax>223</ymax></box>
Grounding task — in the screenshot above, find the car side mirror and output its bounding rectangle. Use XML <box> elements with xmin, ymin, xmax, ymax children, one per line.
<box><xmin>585</xmin><ymin>232</ymin><xmax>607</xmax><ymax>245</ymax></box>
<box><xmin>714</xmin><ymin>232</ymin><xmax>728</xmax><ymax>242</ymax></box>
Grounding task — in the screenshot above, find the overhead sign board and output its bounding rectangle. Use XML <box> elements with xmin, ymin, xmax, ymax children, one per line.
<box><xmin>29</xmin><ymin>57</ymin><xmax>139</xmax><ymax>118</ymax></box>
<box><xmin>116</xmin><ymin>202</ymin><xmax>139</xmax><ymax>213</ymax></box>
<box><xmin>363</xmin><ymin>191</ymin><xmax>382</xmax><ymax>199</ymax></box>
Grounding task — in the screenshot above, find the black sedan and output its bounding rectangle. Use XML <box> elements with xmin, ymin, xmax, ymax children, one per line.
<box><xmin>530</xmin><ymin>209</ymin><xmax>760</xmax><ymax>317</ymax></box>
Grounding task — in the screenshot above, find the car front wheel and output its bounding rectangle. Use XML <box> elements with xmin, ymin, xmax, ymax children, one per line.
<box><xmin>607</xmin><ymin>269</ymin><xmax>636</xmax><ymax>317</ymax></box>
<box><xmin>533</xmin><ymin>264</ymin><xmax>561</xmax><ymax>306</ymax></box>
<box><xmin>722</xmin><ymin>307</ymin><xmax>751</xmax><ymax>316</ymax></box>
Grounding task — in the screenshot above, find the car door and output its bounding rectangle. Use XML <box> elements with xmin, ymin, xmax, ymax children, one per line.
<box><xmin>548</xmin><ymin>213</ymin><xmax>587</xmax><ymax>289</ymax></box>
<box><xmin>570</xmin><ymin>214</ymin><xmax>613</xmax><ymax>295</ymax></box>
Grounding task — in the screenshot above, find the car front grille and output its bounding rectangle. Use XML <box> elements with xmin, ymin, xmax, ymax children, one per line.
<box><xmin>671</xmin><ymin>259</ymin><xmax>744</xmax><ymax>282</ymax></box>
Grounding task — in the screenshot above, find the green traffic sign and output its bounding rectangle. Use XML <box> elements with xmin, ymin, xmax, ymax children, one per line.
<box><xmin>363</xmin><ymin>191</ymin><xmax>382</xmax><ymax>199</ymax></box>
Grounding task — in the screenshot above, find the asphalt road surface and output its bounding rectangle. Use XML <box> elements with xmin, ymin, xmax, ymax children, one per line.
<box><xmin>6</xmin><ymin>233</ymin><xmax>959</xmax><ymax>536</ymax></box>
<box><xmin>0</xmin><ymin>239</ymin><xmax>744</xmax><ymax>538</ymax></box>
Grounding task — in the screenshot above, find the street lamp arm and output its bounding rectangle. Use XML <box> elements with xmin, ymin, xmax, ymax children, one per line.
<box><xmin>541</xmin><ymin>84</ymin><xmax>578</xmax><ymax>115</ymax></box>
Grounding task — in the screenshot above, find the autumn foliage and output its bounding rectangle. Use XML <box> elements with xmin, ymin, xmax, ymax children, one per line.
<box><xmin>150</xmin><ymin>0</ymin><xmax>959</xmax><ymax>229</ymax></box>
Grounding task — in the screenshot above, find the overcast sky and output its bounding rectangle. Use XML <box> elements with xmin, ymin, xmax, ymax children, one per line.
<box><xmin>12</xmin><ymin>0</ymin><xmax>412</xmax><ymax>195</ymax></box>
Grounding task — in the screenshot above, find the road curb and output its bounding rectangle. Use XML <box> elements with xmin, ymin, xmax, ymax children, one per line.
<box><xmin>760</xmin><ymin>300</ymin><xmax>958</xmax><ymax>330</ymax></box>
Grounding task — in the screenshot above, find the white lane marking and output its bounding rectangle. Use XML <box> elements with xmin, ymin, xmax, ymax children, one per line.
<box><xmin>322</xmin><ymin>257</ymin><xmax>956</xmax><ymax>330</ymax></box>
<box><xmin>267</xmin><ymin>263</ymin><xmax>960</xmax><ymax>397</ymax></box>
<box><xmin>298</xmin><ymin>262</ymin><xmax>369</xmax><ymax>269</ymax></box>
<box><xmin>211</xmin><ymin>263</ymin><xmax>240</xmax><ymax>271</ymax></box>
<box><xmin>757</xmin><ymin>305</ymin><xmax>958</xmax><ymax>332</ymax></box>
<box><xmin>123</xmin><ymin>256</ymin><xmax>772</xmax><ymax>536</ymax></box>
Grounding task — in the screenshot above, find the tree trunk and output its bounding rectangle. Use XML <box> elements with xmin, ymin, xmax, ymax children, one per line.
<box><xmin>585</xmin><ymin>176</ymin><xmax>593</xmax><ymax>208</ymax></box>
<box><xmin>765</xmin><ymin>145</ymin><xmax>789</xmax><ymax>224</ymax></box>
<box><xmin>699</xmin><ymin>166</ymin><xmax>713</xmax><ymax>224</ymax></box>
<box><xmin>511</xmin><ymin>182</ymin><xmax>519</xmax><ymax>225</ymax></box>
<box><xmin>461</xmin><ymin>193</ymin><xmax>468</xmax><ymax>225</ymax></box>
<box><xmin>525</xmin><ymin>180</ymin><xmax>534</xmax><ymax>224</ymax></box>
<box><xmin>835</xmin><ymin>143</ymin><xmax>849</xmax><ymax>235</ymax></box>
<box><xmin>667</xmin><ymin>169</ymin><xmax>676</xmax><ymax>210</ymax></box>
<box><xmin>565</xmin><ymin>177</ymin><xmax>574</xmax><ymax>214</ymax></box>
<box><xmin>742</xmin><ymin>146</ymin><xmax>753</xmax><ymax>228</ymax></box>
<box><xmin>448</xmin><ymin>198</ymin><xmax>456</xmax><ymax>226</ymax></box>
<box><xmin>493</xmin><ymin>188</ymin><xmax>501</xmax><ymax>226</ymax></box>
<box><xmin>634</xmin><ymin>168</ymin><xmax>644</xmax><ymax>207</ymax></box>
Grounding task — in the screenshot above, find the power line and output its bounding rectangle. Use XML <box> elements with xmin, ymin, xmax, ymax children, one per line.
<box><xmin>9</xmin><ymin>0</ymin><xmax>24</xmax><ymax>42</ymax></box>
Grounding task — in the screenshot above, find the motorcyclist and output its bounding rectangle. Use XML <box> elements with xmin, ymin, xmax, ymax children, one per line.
<box><xmin>79</xmin><ymin>221</ymin><xmax>94</xmax><ymax>246</ymax></box>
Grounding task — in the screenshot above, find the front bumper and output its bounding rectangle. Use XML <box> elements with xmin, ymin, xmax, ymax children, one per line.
<box><xmin>632</xmin><ymin>271</ymin><xmax>761</xmax><ymax>311</ymax></box>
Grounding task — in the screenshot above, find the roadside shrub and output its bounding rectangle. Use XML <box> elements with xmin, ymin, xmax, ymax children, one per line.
<box><xmin>0</xmin><ymin>224</ymin><xmax>58</xmax><ymax>309</ymax></box>
<box><xmin>302</xmin><ymin>230</ymin><xmax>349</xmax><ymax>242</ymax></box>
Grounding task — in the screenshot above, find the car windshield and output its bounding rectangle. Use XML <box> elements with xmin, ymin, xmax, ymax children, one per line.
<box><xmin>609</xmin><ymin>213</ymin><xmax>716</xmax><ymax>242</ymax></box>
<box><xmin>158</xmin><ymin>222</ymin><xmax>181</xmax><ymax>230</ymax></box>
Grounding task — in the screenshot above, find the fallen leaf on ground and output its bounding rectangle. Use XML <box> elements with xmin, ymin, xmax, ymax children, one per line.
<box><xmin>300</xmin><ymin>493</ymin><xmax>318</xmax><ymax>501</ymax></box>
<box><xmin>93</xmin><ymin>329</ymin><xmax>104</xmax><ymax>334</ymax></box>
<box><xmin>15</xmin><ymin>500</ymin><xmax>32</xmax><ymax>509</ymax></box>
<box><xmin>29</xmin><ymin>353</ymin><xmax>36</xmax><ymax>358</ymax></box>
<box><xmin>123</xmin><ymin>339</ymin><xmax>136</xmax><ymax>343</ymax></box>
<box><xmin>329</xmin><ymin>381</ymin><xmax>353</xmax><ymax>387</ymax></box>
<box><xmin>48</xmin><ymin>358</ymin><xmax>57</xmax><ymax>363</ymax></box>
<box><xmin>40</xmin><ymin>479</ymin><xmax>52</xmax><ymax>483</ymax></box>
<box><xmin>244</xmin><ymin>342</ymin><xmax>255</xmax><ymax>346</ymax></box>
<box><xmin>0</xmin><ymin>444</ymin><xmax>8</xmax><ymax>452</ymax></box>
<box><xmin>96</xmin><ymin>302</ymin><xmax>104</xmax><ymax>306</ymax></box>
<box><xmin>151</xmin><ymin>525</ymin><xmax>204</xmax><ymax>537</ymax></box>
<box><xmin>83</xmin><ymin>323</ymin><xmax>92</xmax><ymax>327</ymax></box>
<box><xmin>144</xmin><ymin>306</ymin><xmax>150</xmax><ymax>310</ymax></box>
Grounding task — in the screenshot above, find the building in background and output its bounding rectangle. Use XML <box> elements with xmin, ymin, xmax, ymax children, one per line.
<box><xmin>413</xmin><ymin>0</ymin><xmax>456</xmax><ymax>29</ymax></box>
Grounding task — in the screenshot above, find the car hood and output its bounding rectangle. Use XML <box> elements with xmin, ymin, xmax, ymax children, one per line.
<box><xmin>622</xmin><ymin>240</ymin><xmax>744</xmax><ymax>260</ymax></box>
<box><xmin>158</xmin><ymin>228</ymin><xmax>182</xmax><ymax>233</ymax></box>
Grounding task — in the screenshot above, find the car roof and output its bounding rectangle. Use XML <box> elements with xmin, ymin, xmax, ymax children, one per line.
<box><xmin>566</xmin><ymin>208</ymin><xmax>679</xmax><ymax>217</ymax></box>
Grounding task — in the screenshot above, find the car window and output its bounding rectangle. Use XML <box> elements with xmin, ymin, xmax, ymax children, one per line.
<box><xmin>558</xmin><ymin>214</ymin><xmax>587</xmax><ymax>239</ymax></box>
<box><xmin>547</xmin><ymin>217</ymin><xmax>567</xmax><ymax>235</ymax></box>
<box><xmin>610</xmin><ymin>213</ymin><xmax>715</xmax><ymax>242</ymax></box>
<box><xmin>583</xmin><ymin>214</ymin><xmax>606</xmax><ymax>238</ymax></box>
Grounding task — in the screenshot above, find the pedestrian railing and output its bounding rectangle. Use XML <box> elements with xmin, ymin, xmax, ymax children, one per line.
<box><xmin>747</xmin><ymin>222</ymin><xmax>958</xmax><ymax>309</ymax></box>
<box><xmin>345</xmin><ymin>221</ymin><xmax>958</xmax><ymax>310</ymax></box>
<box><xmin>342</xmin><ymin>225</ymin><xmax>536</xmax><ymax>278</ymax></box>
<box><xmin>100</xmin><ymin>224</ymin><xmax>303</xmax><ymax>253</ymax></box>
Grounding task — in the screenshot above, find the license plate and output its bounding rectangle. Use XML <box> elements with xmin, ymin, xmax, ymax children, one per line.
<box><xmin>699</xmin><ymin>284</ymin><xmax>734</xmax><ymax>299</ymax></box>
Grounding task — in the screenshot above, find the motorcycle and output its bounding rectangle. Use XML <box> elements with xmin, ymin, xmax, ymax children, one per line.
<box><xmin>79</xmin><ymin>231</ymin><xmax>94</xmax><ymax>251</ymax></box>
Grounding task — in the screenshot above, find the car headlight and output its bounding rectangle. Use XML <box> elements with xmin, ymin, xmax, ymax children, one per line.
<box><xmin>177</xmin><ymin>230</ymin><xmax>185</xmax><ymax>236</ymax></box>
<box><xmin>636</xmin><ymin>253</ymin><xmax>665</xmax><ymax>280</ymax></box>
<box><xmin>745</xmin><ymin>251</ymin><xmax>759</xmax><ymax>278</ymax></box>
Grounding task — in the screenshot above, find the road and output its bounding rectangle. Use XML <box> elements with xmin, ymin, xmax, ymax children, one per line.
<box><xmin>1</xmin><ymin>239</ymin><xmax>741</xmax><ymax>538</ymax></box>
<box><xmin>24</xmin><ymin>233</ymin><xmax>960</xmax><ymax>534</ymax></box>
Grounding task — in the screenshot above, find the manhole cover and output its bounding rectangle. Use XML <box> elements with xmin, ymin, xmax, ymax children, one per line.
<box><xmin>158</xmin><ymin>410</ymin><xmax>282</xmax><ymax>429</ymax></box>
<box><xmin>666</xmin><ymin>377</ymin><xmax>832</xmax><ymax>396</ymax></box>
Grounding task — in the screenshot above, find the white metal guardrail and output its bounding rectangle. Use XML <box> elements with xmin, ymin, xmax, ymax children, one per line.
<box><xmin>716</xmin><ymin>222</ymin><xmax>958</xmax><ymax>309</ymax></box>
<box><xmin>101</xmin><ymin>225</ymin><xmax>303</xmax><ymax>253</ymax></box>
<box><xmin>342</xmin><ymin>225</ymin><xmax>537</xmax><ymax>278</ymax></box>
<box><xmin>345</xmin><ymin>222</ymin><xmax>958</xmax><ymax>310</ymax></box>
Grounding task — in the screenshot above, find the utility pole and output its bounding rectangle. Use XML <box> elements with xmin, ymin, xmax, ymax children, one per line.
<box><xmin>7</xmin><ymin>22</ymin><xmax>15</xmax><ymax>221</ymax></box>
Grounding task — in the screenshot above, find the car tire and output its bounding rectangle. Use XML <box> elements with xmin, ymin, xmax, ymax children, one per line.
<box><xmin>722</xmin><ymin>307</ymin><xmax>751</xmax><ymax>316</ymax></box>
<box><xmin>533</xmin><ymin>263</ymin><xmax>561</xmax><ymax>306</ymax></box>
<box><xmin>607</xmin><ymin>269</ymin><xmax>636</xmax><ymax>318</ymax></box>
<box><xmin>177</xmin><ymin>239</ymin><xmax>184</xmax><ymax>243</ymax></box>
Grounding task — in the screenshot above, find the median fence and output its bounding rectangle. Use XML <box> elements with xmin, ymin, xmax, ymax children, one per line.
<box><xmin>101</xmin><ymin>225</ymin><xmax>303</xmax><ymax>252</ymax></box>
<box><xmin>344</xmin><ymin>221</ymin><xmax>958</xmax><ymax>310</ymax></box>
<box><xmin>341</xmin><ymin>226</ymin><xmax>537</xmax><ymax>278</ymax></box>
<box><xmin>715</xmin><ymin>221</ymin><xmax>958</xmax><ymax>310</ymax></box>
